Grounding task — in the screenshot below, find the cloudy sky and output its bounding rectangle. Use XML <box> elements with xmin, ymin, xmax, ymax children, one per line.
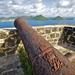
<box><xmin>0</xmin><ymin>0</ymin><xmax>75</xmax><ymax>17</ymax></box>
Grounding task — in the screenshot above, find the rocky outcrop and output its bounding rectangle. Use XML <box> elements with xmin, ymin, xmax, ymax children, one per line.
<box><xmin>0</xmin><ymin>54</ymin><xmax>24</xmax><ymax>75</ymax></box>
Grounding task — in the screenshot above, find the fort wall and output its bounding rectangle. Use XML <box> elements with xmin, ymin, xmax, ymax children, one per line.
<box><xmin>0</xmin><ymin>25</ymin><xmax>75</xmax><ymax>54</ymax></box>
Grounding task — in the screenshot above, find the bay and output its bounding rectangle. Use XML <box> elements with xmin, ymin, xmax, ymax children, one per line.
<box><xmin>0</xmin><ymin>19</ymin><xmax>75</xmax><ymax>28</ymax></box>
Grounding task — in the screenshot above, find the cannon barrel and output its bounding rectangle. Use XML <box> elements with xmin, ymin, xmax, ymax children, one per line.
<box><xmin>14</xmin><ymin>18</ymin><xmax>75</xmax><ymax>75</ymax></box>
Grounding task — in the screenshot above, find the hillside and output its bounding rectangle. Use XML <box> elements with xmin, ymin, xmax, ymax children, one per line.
<box><xmin>50</xmin><ymin>16</ymin><xmax>65</xmax><ymax>20</ymax></box>
<box><xmin>0</xmin><ymin>16</ymin><xmax>74</xmax><ymax>22</ymax></box>
<box><xmin>31</xmin><ymin>15</ymin><xmax>48</xmax><ymax>20</ymax></box>
<box><xmin>49</xmin><ymin>16</ymin><xmax>74</xmax><ymax>20</ymax></box>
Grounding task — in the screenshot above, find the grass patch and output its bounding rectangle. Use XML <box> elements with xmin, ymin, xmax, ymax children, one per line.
<box><xmin>18</xmin><ymin>46</ymin><xmax>33</xmax><ymax>75</ymax></box>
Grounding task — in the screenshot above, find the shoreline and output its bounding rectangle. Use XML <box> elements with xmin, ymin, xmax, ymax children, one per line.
<box><xmin>0</xmin><ymin>24</ymin><xmax>75</xmax><ymax>30</ymax></box>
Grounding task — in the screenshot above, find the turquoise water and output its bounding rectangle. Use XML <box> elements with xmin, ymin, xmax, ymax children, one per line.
<box><xmin>0</xmin><ymin>20</ymin><xmax>75</xmax><ymax>28</ymax></box>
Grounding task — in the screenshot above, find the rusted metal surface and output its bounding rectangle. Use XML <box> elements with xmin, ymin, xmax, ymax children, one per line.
<box><xmin>14</xmin><ymin>18</ymin><xmax>75</xmax><ymax>75</ymax></box>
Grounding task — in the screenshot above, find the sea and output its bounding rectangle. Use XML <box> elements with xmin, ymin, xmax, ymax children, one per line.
<box><xmin>0</xmin><ymin>19</ymin><xmax>75</xmax><ymax>28</ymax></box>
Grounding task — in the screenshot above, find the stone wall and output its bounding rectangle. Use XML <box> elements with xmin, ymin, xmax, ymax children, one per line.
<box><xmin>0</xmin><ymin>30</ymin><xmax>9</xmax><ymax>47</ymax></box>
<box><xmin>0</xmin><ymin>29</ymin><xmax>24</xmax><ymax>75</ymax></box>
<box><xmin>1</xmin><ymin>25</ymin><xmax>75</xmax><ymax>53</ymax></box>
<box><xmin>58</xmin><ymin>27</ymin><xmax>75</xmax><ymax>51</ymax></box>
<box><xmin>33</xmin><ymin>26</ymin><xmax>64</xmax><ymax>45</ymax></box>
<box><xmin>0</xmin><ymin>29</ymin><xmax>20</xmax><ymax>55</ymax></box>
<box><xmin>33</xmin><ymin>25</ymin><xmax>75</xmax><ymax>54</ymax></box>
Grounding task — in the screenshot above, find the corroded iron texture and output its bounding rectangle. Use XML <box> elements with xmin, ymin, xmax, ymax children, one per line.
<box><xmin>14</xmin><ymin>18</ymin><xmax>75</xmax><ymax>75</ymax></box>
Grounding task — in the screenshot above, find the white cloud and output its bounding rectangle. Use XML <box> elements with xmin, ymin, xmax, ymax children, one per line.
<box><xmin>0</xmin><ymin>0</ymin><xmax>45</xmax><ymax>17</ymax></box>
<box><xmin>59</xmin><ymin>0</ymin><xmax>70</xmax><ymax>7</ymax></box>
<box><xmin>41</xmin><ymin>7</ymin><xmax>58</xmax><ymax>17</ymax></box>
<box><xmin>0</xmin><ymin>0</ymin><xmax>75</xmax><ymax>17</ymax></box>
<box><xmin>56</xmin><ymin>0</ymin><xmax>75</xmax><ymax>17</ymax></box>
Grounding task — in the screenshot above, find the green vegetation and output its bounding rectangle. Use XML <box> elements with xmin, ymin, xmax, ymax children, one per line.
<box><xmin>66</xmin><ymin>17</ymin><xmax>74</xmax><ymax>20</ymax></box>
<box><xmin>51</xmin><ymin>16</ymin><xmax>65</xmax><ymax>20</ymax></box>
<box><xmin>31</xmin><ymin>15</ymin><xmax>48</xmax><ymax>20</ymax></box>
<box><xmin>18</xmin><ymin>46</ymin><xmax>33</xmax><ymax>75</ymax></box>
<box><xmin>0</xmin><ymin>15</ymin><xmax>74</xmax><ymax>21</ymax></box>
<box><xmin>23</xmin><ymin>16</ymin><xmax>75</xmax><ymax>20</ymax></box>
<box><xmin>49</xmin><ymin>16</ymin><xmax>74</xmax><ymax>20</ymax></box>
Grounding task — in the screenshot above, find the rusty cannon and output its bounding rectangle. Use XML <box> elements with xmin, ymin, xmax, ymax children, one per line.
<box><xmin>14</xmin><ymin>18</ymin><xmax>75</xmax><ymax>75</ymax></box>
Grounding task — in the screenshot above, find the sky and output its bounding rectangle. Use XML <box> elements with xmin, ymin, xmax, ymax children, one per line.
<box><xmin>0</xmin><ymin>0</ymin><xmax>75</xmax><ymax>17</ymax></box>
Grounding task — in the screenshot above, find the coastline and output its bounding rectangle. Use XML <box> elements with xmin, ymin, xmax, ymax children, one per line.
<box><xmin>0</xmin><ymin>24</ymin><xmax>75</xmax><ymax>30</ymax></box>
